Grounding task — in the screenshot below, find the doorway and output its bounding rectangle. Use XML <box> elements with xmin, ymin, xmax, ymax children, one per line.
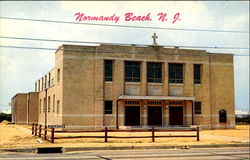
<box><xmin>169</xmin><ymin>106</ymin><xmax>183</xmax><ymax>125</ymax></box>
<box><xmin>148</xmin><ymin>106</ymin><xmax>162</xmax><ymax>126</ymax></box>
<box><xmin>125</xmin><ymin>106</ymin><xmax>140</xmax><ymax>126</ymax></box>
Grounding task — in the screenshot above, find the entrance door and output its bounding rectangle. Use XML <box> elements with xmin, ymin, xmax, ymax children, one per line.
<box><xmin>169</xmin><ymin>106</ymin><xmax>183</xmax><ymax>125</ymax></box>
<box><xmin>148</xmin><ymin>106</ymin><xmax>162</xmax><ymax>126</ymax></box>
<box><xmin>125</xmin><ymin>106</ymin><xmax>140</xmax><ymax>126</ymax></box>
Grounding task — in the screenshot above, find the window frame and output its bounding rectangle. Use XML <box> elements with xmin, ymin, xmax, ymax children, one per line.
<box><xmin>56</xmin><ymin>100</ymin><xmax>60</xmax><ymax>114</ymax></box>
<box><xmin>125</xmin><ymin>61</ymin><xmax>141</xmax><ymax>82</ymax></box>
<box><xmin>53</xmin><ymin>94</ymin><xmax>55</xmax><ymax>113</ymax></box>
<box><xmin>104</xmin><ymin>101</ymin><xmax>113</xmax><ymax>114</ymax></box>
<box><xmin>219</xmin><ymin>109</ymin><xmax>227</xmax><ymax>123</ymax></box>
<box><xmin>147</xmin><ymin>62</ymin><xmax>162</xmax><ymax>83</ymax></box>
<box><xmin>57</xmin><ymin>68</ymin><xmax>60</xmax><ymax>83</ymax></box>
<box><xmin>48</xmin><ymin>96</ymin><xmax>51</xmax><ymax>113</ymax></box>
<box><xmin>169</xmin><ymin>63</ymin><xmax>184</xmax><ymax>83</ymax></box>
<box><xmin>194</xmin><ymin>102</ymin><xmax>202</xmax><ymax>114</ymax></box>
<box><xmin>104</xmin><ymin>60</ymin><xmax>113</xmax><ymax>82</ymax></box>
<box><xmin>194</xmin><ymin>64</ymin><xmax>202</xmax><ymax>84</ymax></box>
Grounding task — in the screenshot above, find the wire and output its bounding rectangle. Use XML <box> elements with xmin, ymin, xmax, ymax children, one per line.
<box><xmin>0</xmin><ymin>45</ymin><xmax>249</xmax><ymax>56</ymax></box>
<box><xmin>0</xmin><ymin>36</ymin><xmax>249</xmax><ymax>50</ymax></box>
<box><xmin>0</xmin><ymin>16</ymin><xmax>249</xmax><ymax>33</ymax></box>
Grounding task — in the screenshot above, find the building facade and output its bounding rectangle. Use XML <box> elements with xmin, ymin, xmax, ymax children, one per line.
<box><xmin>11</xmin><ymin>40</ymin><xmax>235</xmax><ymax>130</ymax></box>
<box><xmin>11</xmin><ymin>92</ymin><xmax>38</xmax><ymax>124</ymax></box>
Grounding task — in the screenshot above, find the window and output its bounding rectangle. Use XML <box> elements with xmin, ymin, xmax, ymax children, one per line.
<box><xmin>43</xmin><ymin>98</ymin><xmax>46</xmax><ymax>113</ymax></box>
<box><xmin>45</xmin><ymin>75</ymin><xmax>47</xmax><ymax>88</ymax></box>
<box><xmin>38</xmin><ymin>80</ymin><xmax>40</xmax><ymax>91</ymax></box>
<box><xmin>35</xmin><ymin>82</ymin><xmax>37</xmax><ymax>92</ymax></box>
<box><xmin>48</xmin><ymin>73</ymin><xmax>51</xmax><ymax>87</ymax></box>
<box><xmin>53</xmin><ymin>94</ymin><xmax>55</xmax><ymax>112</ymax></box>
<box><xmin>56</xmin><ymin>100</ymin><xmax>60</xmax><ymax>114</ymax></box>
<box><xmin>195</xmin><ymin>102</ymin><xmax>201</xmax><ymax>114</ymax></box>
<box><xmin>219</xmin><ymin>109</ymin><xmax>227</xmax><ymax>123</ymax></box>
<box><xmin>48</xmin><ymin>96</ymin><xmax>51</xmax><ymax>112</ymax></box>
<box><xmin>169</xmin><ymin>63</ymin><xmax>183</xmax><ymax>83</ymax></box>
<box><xmin>104</xmin><ymin>60</ymin><xmax>113</xmax><ymax>81</ymax></box>
<box><xmin>57</xmin><ymin>68</ymin><xmax>60</xmax><ymax>83</ymax></box>
<box><xmin>42</xmin><ymin>78</ymin><xmax>44</xmax><ymax>90</ymax></box>
<box><xmin>39</xmin><ymin>99</ymin><xmax>42</xmax><ymax>113</ymax></box>
<box><xmin>194</xmin><ymin>64</ymin><xmax>201</xmax><ymax>84</ymax></box>
<box><xmin>125</xmin><ymin>61</ymin><xmax>141</xmax><ymax>82</ymax></box>
<box><xmin>104</xmin><ymin>101</ymin><xmax>112</xmax><ymax>114</ymax></box>
<box><xmin>147</xmin><ymin>62</ymin><xmax>162</xmax><ymax>83</ymax></box>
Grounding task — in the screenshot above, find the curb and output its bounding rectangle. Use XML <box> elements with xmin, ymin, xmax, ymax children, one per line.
<box><xmin>62</xmin><ymin>143</ymin><xmax>250</xmax><ymax>152</ymax></box>
<box><xmin>0</xmin><ymin>143</ymin><xmax>249</xmax><ymax>153</ymax></box>
<box><xmin>0</xmin><ymin>148</ymin><xmax>36</xmax><ymax>153</ymax></box>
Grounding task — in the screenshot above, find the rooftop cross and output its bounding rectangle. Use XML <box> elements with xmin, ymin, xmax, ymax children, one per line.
<box><xmin>152</xmin><ymin>33</ymin><xmax>158</xmax><ymax>45</ymax></box>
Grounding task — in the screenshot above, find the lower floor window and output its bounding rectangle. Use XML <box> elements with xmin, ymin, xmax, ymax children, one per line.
<box><xmin>219</xmin><ymin>109</ymin><xmax>227</xmax><ymax>122</ymax></box>
<box><xmin>104</xmin><ymin>101</ymin><xmax>113</xmax><ymax>114</ymax></box>
<box><xmin>195</xmin><ymin>102</ymin><xmax>201</xmax><ymax>114</ymax></box>
<box><xmin>56</xmin><ymin>100</ymin><xmax>60</xmax><ymax>114</ymax></box>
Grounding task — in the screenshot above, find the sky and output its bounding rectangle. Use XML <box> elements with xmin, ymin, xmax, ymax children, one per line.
<box><xmin>0</xmin><ymin>1</ymin><xmax>249</xmax><ymax>112</ymax></box>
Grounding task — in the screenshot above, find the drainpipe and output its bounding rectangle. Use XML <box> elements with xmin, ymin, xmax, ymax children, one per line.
<box><xmin>116</xmin><ymin>99</ymin><xmax>121</xmax><ymax>129</ymax></box>
<box><xmin>191</xmin><ymin>100</ymin><xmax>194</xmax><ymax>125</ymax></box>
<box><xmin>45</xmin><ymin>89</ymin><xmax>48</xmax><ymax>127</ymax></box>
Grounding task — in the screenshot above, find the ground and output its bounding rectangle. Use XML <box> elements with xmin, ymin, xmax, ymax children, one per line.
<box><xmin>0</xmin><ymin>124</ymin><xmax>249</xmax><ymax>149</ymax></box>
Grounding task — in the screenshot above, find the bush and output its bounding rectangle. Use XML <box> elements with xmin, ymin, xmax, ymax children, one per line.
<box><xmin>0</xmin><ymin>113</ymin><xmax>12</xmax><ymax>122</ymax></box>
<box><xmin>235</xmin><ymin>115</ymin><xmax>250</xmax><ymax>124</ymax></box>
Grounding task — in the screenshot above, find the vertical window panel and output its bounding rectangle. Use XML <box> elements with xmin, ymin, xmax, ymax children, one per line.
<box><xmin>104</xmin><ymin>60</ymin><xmax>113</xmax><ymax>81</ymax></box>
<box><xmin>125</xmin><ymin>61</ymin><xmax>141</xmax><ymax>82</ymax></box>
<box><xmin>194</xmin><ymin>64</ymin><xmax>201</xmax><ymax>84</ymax></box>
<box><xmin>169</xmin><ymin>63</ymin><xmax>183</xmax><ymax>83</ymax></box>
<box><xmin>147</xmin><ymin>62</ymin><xmax>162</xmax><ymax>83</ymax></box>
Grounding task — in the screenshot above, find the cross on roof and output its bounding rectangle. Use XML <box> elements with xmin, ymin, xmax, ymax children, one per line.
<box><xmin>152</xmin><ymin>33</ymin><xmax>158</xmax><ymax>45</ymax></box>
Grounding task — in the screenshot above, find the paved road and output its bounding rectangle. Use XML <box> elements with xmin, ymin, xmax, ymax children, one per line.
<box><xmin>0</xmin><ymin>147</ymin><xmax>249</xmax><ymax>160</ymax></box>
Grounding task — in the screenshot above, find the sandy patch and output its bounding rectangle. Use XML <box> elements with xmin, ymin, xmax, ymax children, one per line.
<box><xmin>0</xmin><ymin>125</ymin><xmax>248</xmax><ymax>149</ymax></box>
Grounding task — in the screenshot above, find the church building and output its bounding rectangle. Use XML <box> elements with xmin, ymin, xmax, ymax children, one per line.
<box><xmin>11</xmin><ymin>34</ymin><xmax>235</xmax><ymax>130</ymax></box>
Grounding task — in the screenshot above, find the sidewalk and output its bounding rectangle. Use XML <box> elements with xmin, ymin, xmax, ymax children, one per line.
<box><xmin>0</xmin><ymin>143</ymin><xmax>249</xmax><ymax>153</ymax></box>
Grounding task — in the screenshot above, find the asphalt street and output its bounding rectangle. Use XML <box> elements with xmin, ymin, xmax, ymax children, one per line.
<box><xmin>0</xmin><ymin>147</ymin><xmax>249</xmax><ymax>160</ymax></box>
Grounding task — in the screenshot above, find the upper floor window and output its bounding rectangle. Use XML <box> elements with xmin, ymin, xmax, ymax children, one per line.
<box><xmin>195</xmin><ymin>102</ymin><xmax>201</xmax><ymax>114</ymax></box>
<box><xmin>125</xmin><ymin>61</ymin><xmax>140</xmax><ymax>82</ymax></box>
<box><xmin>45</xmin><ymin>75</ymin><xmax>47</xmax><ymax>88</ymax></box>
<box><xmin>38</xmin><ymin>80</ymin><xmax>40</xmax><ymax>91</ymax></box>
<box><xmin>169</xmin><ymin>63</ymin><xmax>183</xmax><ymax>83</ymax></box>
<box><xmin>42</xmin><ymin>78</ymin><xmax>44</xmax><ymax>90</ymax></box>
<box><xmin>104</xmin><ymin>60</ymin><xmax>113</xmax><ymax>81</ymax></box>
<box><xmin>57</xmin><ymin>68</ymin><xmax>60</xmax><ymax>83</ymax></box>
<box><xmin>147</xmin><ymin>62</ymin><xmax>162</xmax><ymax>83</ymax></box>
<box><xmin>48</xmin><ymin>73</ymin><xmax>51</xmax><ymax>87</ymax></box>
<box><xmin>194</xmin><ymin>64</ymin><xmax>201</xmax><ymax>84</ymax></box>
<box><xmin>219</xmin><ymin>109</ymin><xmax>227</xmax><ymax>123</ymax></box>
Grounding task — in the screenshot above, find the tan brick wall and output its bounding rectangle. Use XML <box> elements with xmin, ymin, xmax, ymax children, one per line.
<box><xmin>27</xmin><ymin>92</ymin><xmax>39</xmax><ymax>124</ymax></box>
<box><xmin>12</xmin><ymin>44</ymin><xmax>235</xmax><ymax>130</ymax></box>
<box><xmin>11</xmin><ymin>94</ymin><xmax>28</xmax><ymax>124</ymax></box>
